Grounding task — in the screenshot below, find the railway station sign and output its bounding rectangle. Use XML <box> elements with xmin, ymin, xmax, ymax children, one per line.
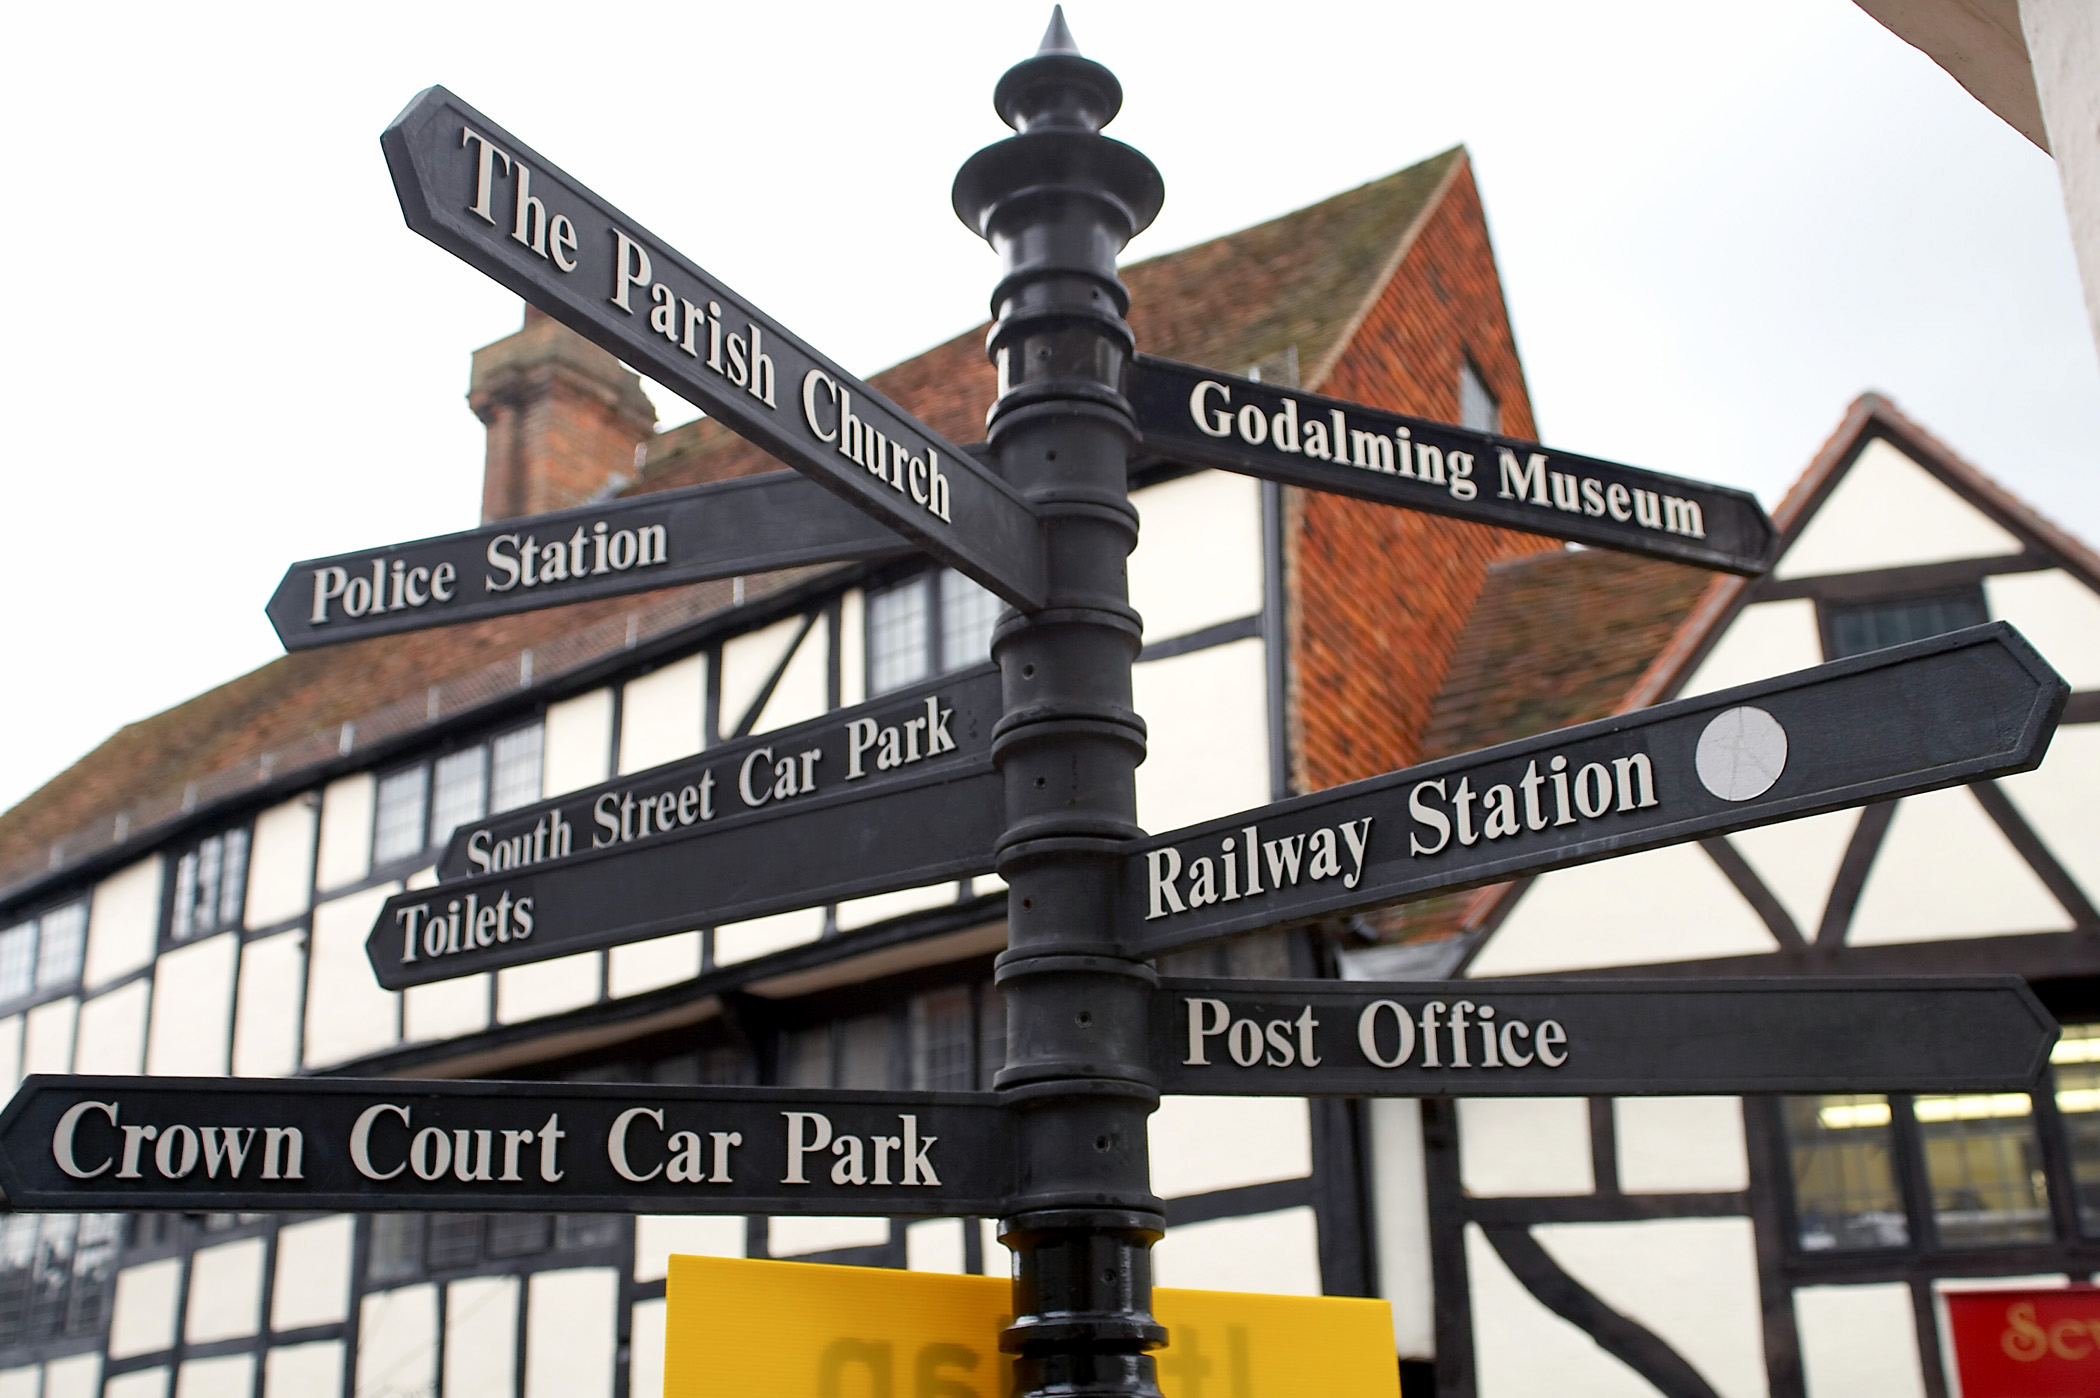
<box><xmin>0</xmin><ymin>1076</ymin><xmax>1012</xmax><ymax>1216</ymax></box>
<box><xmin>383</xmin><ymin>87</ymin><xmax>1048</xmax><ymax>608</ymax></box>
<box><xmin>665</xmin><ymin>1255</ymin><xmax>1402</xmax><ymax>1398</ymax></box>
<box><xmin>1153</xmin><ymin>976</ymin><xmax>2057</xmax><ymax>1097</ymax></box>
<box><xmin>1127</xmin><ymin>622</ymin><xmax>2066</xmax><ymax>957</ymax></box>
<box><xmin>434</xmin><ymin>665</ymin><xmax>1002</xmax><ymax>883</ymax></box>
<box><xmin>268</xmin><ymin>471</ymin><xmax>909</xmax><ymax>650</ymax></box>
<box><xmin>1128</xmin><ymin>354</ymin><xmax>1777</xmax><ymax>575</ymax></box>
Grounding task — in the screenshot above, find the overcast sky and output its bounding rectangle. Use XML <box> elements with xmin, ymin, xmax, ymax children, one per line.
<box><xmin>2</xmin><ymin>1</ymin><xmax>2094</xmax><ymax>823</ymax></box>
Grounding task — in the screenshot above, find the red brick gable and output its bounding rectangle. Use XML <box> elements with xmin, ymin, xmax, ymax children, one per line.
<box><xmin>1290</xmin><ymin>158</ymin><xmax>1561</xmax><ymax>796</ymax></box>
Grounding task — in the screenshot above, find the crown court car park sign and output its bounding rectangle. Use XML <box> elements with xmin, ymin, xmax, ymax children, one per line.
<box><xmin>5</xmin><ymin>14</ymin><xmax>2079</xmax><ymax>1398</ymax></box>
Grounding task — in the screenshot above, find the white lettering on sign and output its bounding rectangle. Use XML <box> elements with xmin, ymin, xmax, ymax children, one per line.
<box><xmin>1406</xmin><ymin>750</ymin><xmax>1658</xmax><ymax>856</ymax></box>
<box><xmin>607</xmin><ymin>1107</ymin><xmax>743</xmax><ymax>1185</ymax></box>
<box><xmin>1175</xmin><ymin>998</ymin><xmax>1570</xmax><ymax>1073</ymax></box>
<box><xmin>350</xmin><ymin>1104</ymin><xmax>566</xmax><ymax>1184</ymax></box>
<box><xmin>52</xmin><ymin>1100</ymin><xmax>304</xmax><ymax>1182</ymax></box>
<box><xmin>461</xmin><ymin>127</ymin><xmax>582</xmax><ymax>271</ymax></box>
<box><xmin>467</xmin><ymin>809</ymin><xmax>575</xmax><ymax>874</ymax></box>
<box><xmin>781</xmin><ymin>1112</ymin><xmax>941</xmax><ymax>1188</ymax></box>
<box><xmin>1188</xmin><ymin>380</ymin><xmax>1477</xmax><ymax>501</ymax></box>
<box><xmin>606</xmin><ymin>230</ymin><xmax>781</xmax><ymax>411</ymax></box>
<box><xmin>1145</xmin><ymin>819</ymin><xmax>1373</xmax><ymax>921</ymax></box>
<box><xmin>1494</xmin><ymin>448</ymin><xmax>1704</xmax><ymax>539</ymax></box>
<box><xmin>801</xmin><ymin>371</ymin><xmax>953</xmax><ymax>523</ymax></box>
<box><xmin>393</xmin><ymin>892</ymin><xmax>536</xmax><ymax>966</ymax></box>
<box><xmin>484</xmin><ymin>521</ymin><xmax>668</xmax><ymax>595</ymax></box>
<box><xmin>308</xmin><ymin>560</ymin><xmax>457</xmax><ymax>625</ymax></box>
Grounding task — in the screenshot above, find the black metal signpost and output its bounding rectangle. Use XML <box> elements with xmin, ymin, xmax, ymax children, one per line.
<box><xmin>5</xmin><ymin>15</ymin><xmax>2075</xmax><ymax>1398</ymax></box>
<box><xmin>1127</xmin><ymin>355</ymin><xmax>1778</xmax><ymax>574</ymax></box>
<box><xmin>268</xmin><ymin>470</ymin><xmax>909</xmax><ymax>649</ymax></box>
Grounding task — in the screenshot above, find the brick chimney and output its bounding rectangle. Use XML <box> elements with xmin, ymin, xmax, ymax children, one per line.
<box><xmin>468</xmin><ymin>306</ymin><xmax>658</xmax><ymax>523</ymax></box>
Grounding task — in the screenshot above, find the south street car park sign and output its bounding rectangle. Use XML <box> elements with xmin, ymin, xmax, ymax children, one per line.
<box><xmin>269</xmin><ymin>470</ymin><xmax>907</xmax><ymax>649</ymax></box>
<box><xmin>0</xmin><ymin>1077</ymin><xmax>1010</xmax><ymax>1216</ymax></box>
<box><xmin>1129</xmin><ymin>622</ymin><xmax>2066</xmax><ymax>957</ymax></box>
<box><xmin>1128</xmin><ymin>354</ymin><xmax>1777</xmax><ymax>575</ymax></box>
<box><xmin>1154</xmin><ymin>977</ymin><xmax>2058</xmax><ymax>1098</ymax></box>
<box><xmin>366</xmin><ymin>667</ymin><xmax>1002</xmax><ymax>989</ymax></box>
<box><xmin>382</xmin><ymin>87</ymin><xmax>1048</xmax><ymax>609</ymax></box>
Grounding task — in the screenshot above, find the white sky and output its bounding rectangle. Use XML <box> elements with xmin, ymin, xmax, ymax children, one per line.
<box><xmin>2</xmin><ymin>1</ymin><xmax>2095</xmax><ymax>822</ymax></box>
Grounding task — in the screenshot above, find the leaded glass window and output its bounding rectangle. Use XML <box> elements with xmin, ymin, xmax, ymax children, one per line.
<box><xmin>373</xmin><ymin>766</ymin><xmax>430</xmax><ymax>866</ymax></box>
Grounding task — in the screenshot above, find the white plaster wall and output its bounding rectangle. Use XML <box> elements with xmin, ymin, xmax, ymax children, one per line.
<box><xmin>618</xmin><ymin>654</ymin><xmax>706</xmax><ymax>776</ymax></box>
<box><xmin>75</xmin><ymin>980</ymin><xmax>150</xmax><ymax>1076</ymax></box>
<box><xmin>1987</xmin><ymin>567</ymin><xmax>2100</xmax><ymax>688</ymax></box>
<box><xmin>768</xmin><ymin>1215</ymin><xmax>891</xmax><ymax>1255</ymax></box>
<box><xmin>245</xmin><ymin>796</ymin><xmax>317</xmax><ymax>929</ymax></box>
<box><xmin>445</xmin><ymin>1275</ymin><xmax>519</xmax><ymax>1398</ymax></box>
<box><xmin>23</xmin><ymin>997</ymin><xmax>75</xmax><ymax>1075</ymax></box>
<box><xmin>980</xmin><ymin>1219</ymin><xmax>1008</xmax><ymax>1276</ymax></box>
<box><xmin>0</xmin><ymin>1366</ymin><xmax>29</xmax><ymax>1398</ymax></box>
<box><xmin>146</xmin><ymin>933</ymin><xmax>237</xmax><ymax>1076</ymax></box>
<box><xmin>753</xmin><ymin>621</ymin><xmax>829</xmax><ymax>734</ymax></box>
<box><xmin>1466</xmin><ymin>1224</ymin><xmax>1654</xmax><ymax>1398</ymax></box>
<box><xmin>1368</xmin><ymin>1096</ymin><xmax>1435</xmax><ymax>1358</ymax></box>
<box><xmin>42</xmin><ymin>1355</ymin><xmax>99</xmax><ymax>1398</ymax></box>
<box><xmin>634</xmin><ymin>1215</ymin><xmax>744</xmax><ymax>1282</ymax></box>
<box><xmin>608</xmin><ymin>932</ymin><xmax>702</xmax><ymax>998</ymax></box>
<box><xmin>173</xmin><ymin>1356</ymin><xmax>252</xmax><ymax>1398</ymax></box>
<box><xmin>1851</xmin><ymin>785</ymin><xmax>2069</xmax><ymax>942</ymax></box>
<box><xmin>104</xmin><ymin>1371</ymin><xmax>168</xmax><ymax>1398</ymax></box>
<box><xmin>2023</xmin><ymin>0</ymin><xmax>2100</xmax><ymax>354</ymax></box>
<box><xmin>714</xmin><ymin>908</ymin><xmax>823</xmax><ymax>965</ymax></box>
<box><xmin>1776</xmin><ymin>439</ymin><xmax>2023</xmax><ymax>579</ymax></box>
<box><xmin>1469</xmin><ymin>843</ymin><xmax>1776</xmax><ymax>976</ymax></box>
<box><xmin>2001</xmin><ymin>721</ymin><xmax>2100</xmax><ymax>903</ymax></box>
<box><xmin>497</xmin><ymin>952</ymin><xmax>601</xmax><ymax>1023</ymax></box>
<box><xmin>231</xmin><ymin>929</ymin><xmax>302</xmax><ymax>1078</ymax></box>
<box><xmin>1459</xmin><ymin>1098</ymin><xmax>1594</xmax><ymax>1196</ymax></box>
<box><xmin>718</xmin><ymin>617</ymin><xmax>803</xmax><ymax>737</ymax></box>
<box><xmin>1537</xmin><ymin>1218</ymin><xmax>1767</xmax><ymax>1398</ymax></box>
<box><xmin>1724</xmin><ymin>808</ymin><xmax>1861</xmax><ymax>939</ymax></box>
<box><xmin>404</xmin><ymin>972</ymin><xmax>490</xmax><ymax>1041</ymax></box>
<box><xmin>838</xmin><ymin>590</ymin><xmax>866</xmax><ymax>708</ymax></box>
<box><xmin>836</xmin><ymin>881</ymin><xmax>957</xmax><ymax>931</ymax></box>
<box><xmin>544</xmin><ymin>688</ymin><xmax>614</xmax><ymax>797</ymax></box>
<box><xmin>271</xmin><ymin>1216</ymin><xmax>353</xmax><ymax>1329</ymax></box>
<box><xmin>1151</xmin><ymin>1207</ymin><xmax>1322</xmax><ymax>1296</ymax></box>
<box><xmin>184</xmin><ymin>1236</ymin><xmax>265</xmax><ymax>1343</ymax></box>
<box><xmin>631</xmin><ymin>1298</ymin><xmax>667</xmax><ymax>1398</ymax></box>
<box><xmin>304</xmin><ymin>884</ymin><xmax>400</xmax><ymax>1068</ymax></box>
<box><xmin>907</xmin><ymin>1218</ymin><xmax>968</xmax><ymax>1273</ymax></box>
<box><xmin>1132</xmin><ymin>637</ymin><xmax>1269</xmax><ymax>835</ymax></box>
<box><xmin>1678</xmin><ymin>598</ymin><xmax>1822</xmax><ymax>697</ymax></box>
<box><xmin>1794</xmin><ymin>1282</ymin><xmax>1927</xmax><ymax>1398</ymax></box>
<box><xmin>261</xmin><ymin>1342</ymin><xmax>341</xmax><ymax>1398</ymax></box>
<box><xmin>355</xmin><ymin>1285</ymin><xmax>436</xmax><ymax>1398</ymax></box>
<box><xmin>1127</xmin><ymin>470</ymin><xmax>1265</xmax><ymax>643</ymax></box>
<box><xmin>524</xmin><ymin>1268</ymin><xmax>619</xmax><ymax>1398</ymax></box>
<box><xmin>85</xmin><ymin>857</ymin><xmax>163</xmax><ymax>990</ymax></box>
<box><xmin>109</xmin><ymin>1257</ymin><xmax>183</xmax><ymax>1358</ymax></box>
<box><xmin>315</xmin><ymin>774</ymin><xmax>374</xmax><ymax>894</ymax></box>
<box><xmin>1150</xmin><ymin>1096</ymin><xmax>1311</xmax><ymax>1197</ymax></box>
<box><xmin>1615</xmin><ymin>1097</ymin><xmax>1749</xmax><ymax>1193</ymax></box>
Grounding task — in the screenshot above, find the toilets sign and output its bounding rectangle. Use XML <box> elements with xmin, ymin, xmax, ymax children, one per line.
<box><xmin>382</xmin><ymin>86</ymin><xmax>1047</xmax><ymax>609</ymax></box>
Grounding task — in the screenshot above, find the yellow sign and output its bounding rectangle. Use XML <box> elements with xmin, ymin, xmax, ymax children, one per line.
<box><xmin>664</xmin><ymin>1254</ymin><xmax>1398</xmax><ymax>1397</ymax></box>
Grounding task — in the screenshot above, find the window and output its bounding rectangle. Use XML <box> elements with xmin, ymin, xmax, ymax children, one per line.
<box><xmin>1784</xmin><ymin>1095</ymin><xmax>1908</xmax><ymax>1251</ymax></box>
<box><xmin>779</xmin><ymin>982</ymin><xmax>1002</xmax><ymax>1093</ymax></box>
<box><xmin>362</xmin><ymin>1212</ymin><xmax>615</xmax><ymax>1283</ymax></box>
<box><xmin>868</xmin><ymin>577</ymin><xmax>932</xmax><ymax>696</ymax></box>
<box><xmin>1825</xmin><ymin>588</ymin><xmax>1988</xmax><ymax>660</ymax></box>
<box><xmin>0</xmin><ymin>1214</ymin><xmax>119</xmax><ymax>1347</ymax></box>
<box><xmin>911</xmin><ymin>986</ymin><xmax>976</xmax><ymax>1091</ymax></box>
<box><xmin>2055</xmin><ymin>1025</ymin><xmax>2100</xmax><ymax>1234</ymax></box>
<box><xmin>429</xmin><ymin>748</ymin><xmax>488</xmax><ymax>848</ymax></box>
<box><xmin>372</xmin><ymin>766</ymin><xmax>429</xmax><ymax>866</ymax></box>
<box><xmin>940</xmin><ymin>571</ymin><xmax>1000</xmax><ymax>673</ymax></box>
<box><xmin>0</xmin><ymin>901</ymin><xmax>89</xmax><ymax>1002</ymax></box>
<box><xmin>1459</xmin><ymin>359</ymin><xmax>1500</xmax><ymax>434</ymax></box>
<box><xmin>490</xmin><ymin>724</ymin><xmax>544</xmax><ymax>814</ymax></box>
<box><xmin>171</xmin><ymin>827</ymin><xmax>249</xmax><ymax>941</ymax></box>
<box><xmin>0</xmin><ymin>924</ymin><xmax>35</xmax><ymax>1003</ymax></box>
<box><xmin>1915</xmin><ymin>1092</ymin><xmax>2050</xmax><ymax>1246</ymax></box>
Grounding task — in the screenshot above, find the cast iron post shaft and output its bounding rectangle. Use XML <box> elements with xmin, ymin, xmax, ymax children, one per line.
<box><xmin>953</xmin><ymin>12</ymin><xmax>1167</xmax><ymax>1397</ymax></box>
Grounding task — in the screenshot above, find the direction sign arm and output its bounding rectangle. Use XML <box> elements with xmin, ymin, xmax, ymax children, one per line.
<box><xmin>1126</xmin><ymin>354</ymin><xmax>1778</xmax><ymax>575</ymax></box>
<box><xmin>381</xmin><ymin>87</ymin><xmax>1048</xmax><ymax>608</ymax></box>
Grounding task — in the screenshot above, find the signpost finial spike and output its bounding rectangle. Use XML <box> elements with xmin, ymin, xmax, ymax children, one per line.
<box><xmin>1039</xmin><ymin>6</ymin><xmax>1080</xmax><ymax>55</ymax></box>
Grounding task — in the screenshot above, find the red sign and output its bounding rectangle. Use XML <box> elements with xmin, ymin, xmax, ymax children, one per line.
<box><xmin>1946</xmin><ymin>1287</ymin><xmax>2100</xmax><ymax>1398</ymax></box>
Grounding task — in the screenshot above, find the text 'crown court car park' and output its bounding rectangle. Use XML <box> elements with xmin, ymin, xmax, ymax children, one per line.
<box><xmin>0</xmin><ymin>12</ymin><xmax>2074</xmax><ymax>1398</ymax></box>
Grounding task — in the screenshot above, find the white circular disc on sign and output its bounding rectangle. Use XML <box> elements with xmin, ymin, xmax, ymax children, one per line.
<box><xmin>1695</xmin><ymin>706</ymin><xmax>1788</xmax><ymax>802</ymax></box>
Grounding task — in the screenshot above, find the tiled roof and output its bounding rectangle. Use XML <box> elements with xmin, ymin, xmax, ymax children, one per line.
<box><xmin>0</xmin><ymin>149</ymin><xmax>1468</xmax><ymax>901</ymax></box>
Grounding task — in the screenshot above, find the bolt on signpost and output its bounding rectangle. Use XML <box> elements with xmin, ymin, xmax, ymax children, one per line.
<box><xmin>949</xmin><ymin>13</ymin><xmax>1169</xmax><ymax>1395</ymax></box>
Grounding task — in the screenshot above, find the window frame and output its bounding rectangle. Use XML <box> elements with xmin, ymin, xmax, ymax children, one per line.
<box><xmin>162</xmin><ymin>823</ymin><xmax>252</xmax><ymax>948</ymax></box>
<box><xmin>863</xmin><ymin>566</ymin><xmax>1000</xmax><ymax>699</ymax></box>
<box><xmin>1815</xmin><ymin>583</ymin><xmax>1989</xmax><ymax>662</ymax></box>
